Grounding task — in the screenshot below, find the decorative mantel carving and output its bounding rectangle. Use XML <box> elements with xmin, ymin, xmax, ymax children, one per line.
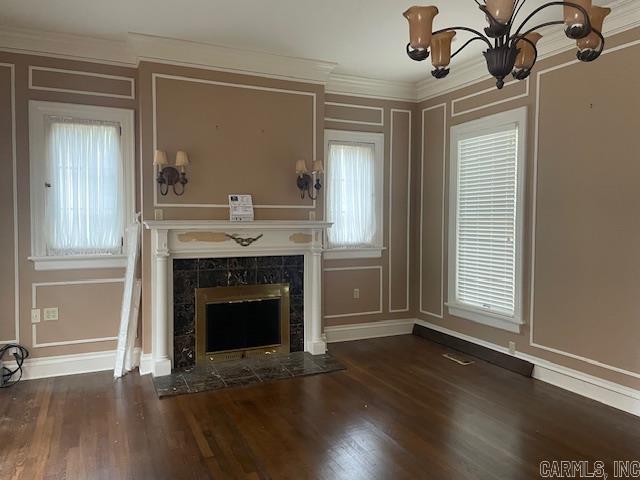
<box><xmin>143</xmin><ymin>220</ymin><xmax>331</xmax><ymax>377</ymax></box>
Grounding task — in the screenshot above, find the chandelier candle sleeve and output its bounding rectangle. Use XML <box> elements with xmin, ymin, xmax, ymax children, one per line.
<box><xmin>515</xmin><ymin>33</ymin><xmax>542</xmax><ymax>69</ymax></box>
<box><xmin>577</xmin><ymin>6</ymin><xmax>611</xmax><ymax>51</ymax></box>
<box><xmin>431</xmin><ymin>31</ymin><xmax>456</xmax><ymax>68</ymax></box>
<box><xmin>403</xmin><ymin>6</ymin><xmax>439</xmax><ymax>50</ymax></box>
<box><xmin>564</xmin><ymin>0</ymin><xmax>592</xmax><ymax>35</ymax></box>
<box><xmin>485</xmin><ymin>0</ymin><xmax>516</xmax><ymax>24</ymax></box>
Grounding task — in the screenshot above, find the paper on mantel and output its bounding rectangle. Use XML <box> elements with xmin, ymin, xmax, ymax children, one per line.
<box><xmin>229</xmin><ymin>194</ymin><xmax>254</xmax><ymax>222</ymax></box>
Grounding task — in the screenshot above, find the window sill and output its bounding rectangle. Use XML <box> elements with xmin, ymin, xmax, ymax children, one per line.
<box><xmin>29</xmin><ymin>255</ymin><xmax>127</xmax><ymax>271</ymax></box>
<box><xmin>323</xmin><ymin>247</ymin><xmax>385</xmax><ymax>260</ymax></box>
<box><xmin>446</xmin><ymin>302</ymin><xmax>523</xmax><ymax>333</ymax></box>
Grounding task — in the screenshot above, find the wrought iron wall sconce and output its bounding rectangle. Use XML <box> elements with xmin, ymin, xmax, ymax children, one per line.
<box><xmin>295</xmin><ymin>159</ymin><xmax>324</xmax><ymax>200</ymax></box>
<box><xmin>154</xmin><ymin>149</ymin><xmax>190</xmax><ymax>196</ymax></box>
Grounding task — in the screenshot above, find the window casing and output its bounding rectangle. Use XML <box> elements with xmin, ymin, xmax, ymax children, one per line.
<box><xmin>324</xmin><ymin>130</ymin><xmax>384</xmax><ymax>259</ymax></box>
<box><xmin>447</xmin><ymin>107</ymin><xmax>527</xmax><ymax>332</ymax></box>
<box><xmin>29</xmin><ymin>101</ymin><xmax>135</xmax><ymax>271</ymax></box>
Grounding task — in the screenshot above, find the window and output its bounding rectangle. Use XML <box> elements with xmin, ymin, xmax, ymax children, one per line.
<box><xmin>324</xmin><ymin>130</ymin><xmax>384</xmax><ymax>259</ymax></box>
<box><xmin>447</xmin><ymin>107</ymin><xmax>526</xmax><ymax>333</ymax></box>
<box><xmin>29</xmin><ymin>101</ymin><xmax>134</xmax><ymax>270</ymax></box>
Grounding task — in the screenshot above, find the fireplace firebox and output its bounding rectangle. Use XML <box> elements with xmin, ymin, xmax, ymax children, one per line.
<box><xmin>195</xmin><ymin>283</ymin><xmax>290</xmax><ymax>364</ymax></box>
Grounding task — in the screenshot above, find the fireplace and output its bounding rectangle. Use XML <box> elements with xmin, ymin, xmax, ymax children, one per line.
<box><xmin>195</xmin><ymin>283</ymin><xmax>290</xmax><ymax>364</ymax></box>
<box><xmin>143</xmin><ymin>220</ymin><xmax>330</xmax><ymax>377</ymax></box>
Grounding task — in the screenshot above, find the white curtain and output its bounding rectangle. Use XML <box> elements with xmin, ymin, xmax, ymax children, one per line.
<box><xmin>326</xmin><ymin>141</ymin><xmax>376</xmax><ymax>248</ymax></box>
<box><xmin>45</xmin><ymin>117</ymin><xmax>123</xmax><ymax>256</ymax></box>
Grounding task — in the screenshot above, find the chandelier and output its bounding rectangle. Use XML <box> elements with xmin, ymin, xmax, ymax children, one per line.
<box><xmin>404</xmin><ymin>0</ymin><xmax>610</xmax><ymax>89</ymax></box>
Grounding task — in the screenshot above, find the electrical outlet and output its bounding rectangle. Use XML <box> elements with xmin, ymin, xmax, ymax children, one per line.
<box><xmin>154</xmin><ymin>209</ymin><xmax>164</xmax><ymax>220</ymax></box>
<box><xmin>308</xmin><ymin>210</ymin><xmax>316</xmax><ymax>221</ymax></box>
<box><xmin>31</xmin><ymin>308</ymin><xmax>41</xmax><ymax>323</ymax></box>
<box><xmin>43</xmin><ymin>307</ymin><xmax>59</xmax><ymax>321</ymax></box>
<box><xmin>508</xmin><ymin>341</ymin><xmax>516</xmax><ymax>355</ymax></box>
<box><xmin>353</xmin><ymin>288</ymin><xmax>360</xmax><ymax>299</ymax></box>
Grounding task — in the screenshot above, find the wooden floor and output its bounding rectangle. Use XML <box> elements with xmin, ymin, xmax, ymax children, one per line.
<box><xmin>1</xmin><ymin>335</ymin><xmax>638</xmax><ymax>479</ymax></box>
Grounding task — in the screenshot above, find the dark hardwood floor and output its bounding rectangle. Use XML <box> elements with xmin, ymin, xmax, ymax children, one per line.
<box><xmin>1</xmin><ymin>335</ymin><xmax>638</xmax><ymax>479</ymax></box>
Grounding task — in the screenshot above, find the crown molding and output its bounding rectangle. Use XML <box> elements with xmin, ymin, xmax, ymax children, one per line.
<box><xmin>326</xmin><ymin>73</ymin><xmax>417</xmax><ymax>102</ymax></box>
<box><xmin>0</xmin><ymin>26</ymin><xmax>136</xmax><ymax>66</ymax></box>
<box><xmin>416</xmin><ymin>0</ymin><xmax>639</xmax><ymax>102</ymax></box>
<box><xmin>0</xmin><ymin>0</ymin><xmax>637</xmax><ymax>99</ymax></box>
<box><xmin>128</xmin><ymin>33</ymin><xmax>337</xmax><ymax>84</ymax></box>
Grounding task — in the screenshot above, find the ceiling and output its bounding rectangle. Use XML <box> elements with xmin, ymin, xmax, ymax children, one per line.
<box><xmin>0</xmin><ymin>0</ymin><xmax>611</xmax><ymax>83</ymax></box>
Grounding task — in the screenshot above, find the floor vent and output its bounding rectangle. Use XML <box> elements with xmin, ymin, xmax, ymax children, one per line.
<box><xmin>442</xmin><ymin>352</ymin><xmax>475</xmax><ymax>366</ymax></box>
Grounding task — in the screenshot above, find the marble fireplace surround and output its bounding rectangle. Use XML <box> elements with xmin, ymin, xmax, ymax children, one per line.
<box><xmin>144</xmin><ymin>220</ymin><xmax>331</xmax><ymax>377</ymax></box>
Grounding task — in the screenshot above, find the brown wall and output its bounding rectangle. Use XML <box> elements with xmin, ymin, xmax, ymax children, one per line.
<box><xmin>415</xmin><ymin>27</ymin><xmax>640</xmax><ymax>390</ymax></box>
<box><xmin>0</xmin><ymin>51</ymin><xmax>137</xmax><ymax>358</ymax></box>
<box><xmin>138</xmin><ymin>62</ymin><xmax>324</xmax><ymax>352</ymax></box>
<box><xmin>323</xmin><ymin>94</ymin><xmax>415</xmax><ymax>326</ymax></box>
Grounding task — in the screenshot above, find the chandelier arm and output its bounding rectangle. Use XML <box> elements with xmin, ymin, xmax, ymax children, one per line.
<box><xmin>512</xmin><ymin>2</ymin><xmax>592</xmax><ymax>40</ymax></box>
<box><xmin>507</xmin><ymin>0</ymin><xmax>529</xmax><ymax>38</ymax></box>
<box><xmin>450</xmin><ymin>36</ymin><xmax>492</xmax><ymax>60</ymax></box>
<box><xmin>432</xmin><ymin>26</ymin><xmax>492</xmax><ymax>47</ymax></box>
<box><xmin>510</xmin><ymin>20</ymin><xmax>565</xmax><ymax>46</ymax></box>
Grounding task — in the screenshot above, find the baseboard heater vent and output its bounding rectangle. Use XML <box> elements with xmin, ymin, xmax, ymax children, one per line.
<box><xmin>413</xmin><ymin>324</ymin><xmax>534</xmax><ymax>377</ymax></box>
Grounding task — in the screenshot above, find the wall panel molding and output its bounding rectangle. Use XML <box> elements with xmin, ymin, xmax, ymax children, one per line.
<box><xmin>28</xmin><ymin>66</ymin><xmax>135</xmax><ymax>99</ymax></box>
<box><xmin>0</xmin><ymin>62</ymin><xmax>18</xmax><ymax>344</ymax></box>
<box><xmin>31</xmin><ymin>278</ymin><xmax>124</xmax><ymax>348</ymax></box>
<box><xmin>529</xmin><ymin>38</ymin><xmax>640</xmax><ymax>379</ymax></box>
<box><xmin>151</xmin><ymin>73</ymin><xmax>317</xmax><ymax>209</ymax></box>
<box><xmin>323</xmin><ymin>266</ymin><xmax>383</xmax><ymax>318</ymax></box>
<box><xmin>389</xmin><ymin>108</ymin><xmax>411</xmax><ymax>313</ymax></box>
<box><xmin>324</xmin><ymin>101</ymin><xmax>384</xmax><ymax>126</ymax></box>
<box><xmin>419</xmin><ymin>104</ymin><xmax>447</xmax><ymax>318</ymax></box>
<box><xmin>451</xmin><ymin>78</ymin><xmax>529</xmax><ymax>118</ymax></box>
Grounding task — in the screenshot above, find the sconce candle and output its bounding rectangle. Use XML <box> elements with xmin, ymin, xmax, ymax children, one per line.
<box><xmin>296</xmin><ymin>159</ymin><xmax>323</xmax><ymax>200</ymax></box>
<box><xmin>155</xmin><ymin>149</ymin><xmax>189</xmax><ymax>196</ymax></box>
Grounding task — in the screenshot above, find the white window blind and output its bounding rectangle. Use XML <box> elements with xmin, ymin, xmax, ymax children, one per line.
<box><xmin>453</xmin><ymin>121</ymin><xmax>521</xmax><ymax>318</ymax></box>
<box><xmin>45</xmin><ymin>116</ymin><xmax>124</xmax><ymax>256</ymax></box>
<box><xmin>326</xmin><ymin>141</ymin><xmax>377</xmax><ymax>248</ymax></box>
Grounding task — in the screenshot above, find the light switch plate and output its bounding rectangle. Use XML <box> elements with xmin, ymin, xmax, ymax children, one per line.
<box><xmin>43</xmin><ymin>307</ymin><xmax>59</xmax><ymax>321</ymax></box>
<box><xmin>31</xmin><ymin>308</ymin><xmax>41</xmax><ymax>323</ymax></box>
<box><xmin>154</xmin><ymin>209</ymin><xmax>164</xmax><ymax>220</ymax></box>
<box><xmin>353</xmin><ymin>288</ymin><xmax>360</xmax><ymax>299</ymax></box>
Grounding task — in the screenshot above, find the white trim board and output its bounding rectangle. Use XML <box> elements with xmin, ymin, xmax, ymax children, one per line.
<box><xmin>31</xmin><ymin>278</ymin><xmax>124</xmax><ymax>348</ymax></box>
<box><xmin>419</xmin><ymin>104</ymin><xmax>447</xmax><ymax>319</ymax></box>
<box><xmin>450</xmin><ymin>77</ymin><xmax>529</xmax><ymax>118</ymax></box>
<box><xmin>323</xmin><ymin>266</ymin><xmax>384</xmax><ymax>319</ymax></box>
<box><xmin>2</xmin><ymin>348</ymin><xmax>140</xmax><ymax>381</ymax></box>
<box><xmin>529</xmin><ymin>38</ymin><xmax>640</xmax><ymax>381</ymax></box>
<box><xmin>325</xmin><ymin>319</ymin><xmax>415</xmax><ymax>343</ymax></box>
<box><xmin>388</xmin><ymin>109</ymin><xmax>411</xmax><ymax>313</ymax></box>
<box><xmin>0</xmin><ymin>62</ymin><xmax>19</xmax><ymax>345</ymax></box>
<box><xmin>414</xmin><ymin>319</ymin><xmax>640</xmax><ymax>417</ymax></box>
<box><xmin>151</xmin><ymin>72</ymin><xmax>317</xmax><ymax>209</ymax></box>
<box><xmin>28</xmin><ymin>66</ymin><xmax>136</xmax><ymax>99</ymax></box>
<box><xmin>324</xmin><ymin>102</ymin><xmax>384</xmax><ymax>126</ymax></box>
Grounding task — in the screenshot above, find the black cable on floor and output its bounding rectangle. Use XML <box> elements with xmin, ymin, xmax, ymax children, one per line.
<box><xmin>0</xmin><ymin>344</ymin><xmax>29</xmax><ymax>388</ymax></box>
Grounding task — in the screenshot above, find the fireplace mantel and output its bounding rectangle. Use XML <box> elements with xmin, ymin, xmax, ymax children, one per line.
<box><xmin>144</xmin><ymin>219</ymin><xmax>331</xmax><ymax>377</ymax></box>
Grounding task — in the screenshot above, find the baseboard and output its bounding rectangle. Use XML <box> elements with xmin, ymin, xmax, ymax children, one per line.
<box><xmin>139</xmin><ymin>352</ymin><xmax>153</xmax><ymax>376</ymax></box>
<box><xmin>413</xmin><ymin>322</ymin><xmax>534</xmax><ymax>377</ymax></box>
<box><xmin>415</xmin><ymin>319</ymin><xmax>640</xmax><ymax>417</ymax></box>
<box><xmin>3</xmin><ymin>347</ymin><xmax>142</xmax><ymax>381</ymax></box>
<box><xmin>325</xmin><ymin>318</ymin><xmax>415</xmax><ymax>343</ymax></box>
